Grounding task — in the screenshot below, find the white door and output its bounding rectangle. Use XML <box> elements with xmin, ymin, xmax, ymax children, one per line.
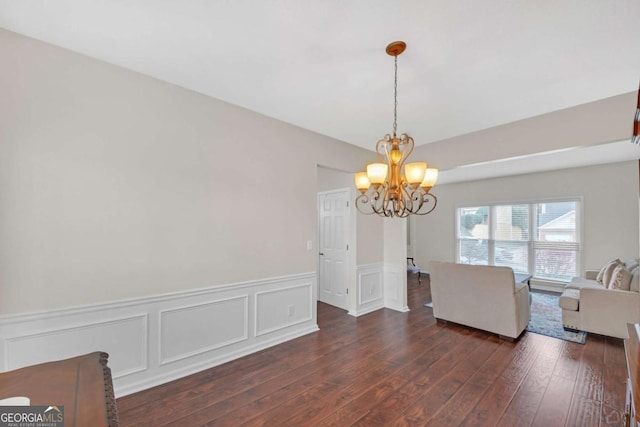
<box><xmin>318</xmin><ymin>189</ymin><xmax>350</xmax><ymax>310</ymax></box>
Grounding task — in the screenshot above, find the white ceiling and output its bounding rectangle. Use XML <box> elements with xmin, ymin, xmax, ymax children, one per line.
<box><xmin>1</xmin><ymin>1</ymin><xmax>639</xmax><ymax>175</ymax></box>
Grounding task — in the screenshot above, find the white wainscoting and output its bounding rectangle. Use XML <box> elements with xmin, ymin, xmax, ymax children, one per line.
<box><xmin>349</xmin><ymin>263</ymin><xmax>408</xmax><ymax>316</ymax></box>
<box><xmin>384</xmin><ymin>262</ymin><xmax>409</xmax><ymax>312</ymax></box>
<box><xmin>0</xmin><ymin>272</ymin><xmax>317</xmax><ymax>397</ymax></box>
<box><xmin>349</xmin><ymin>263</ymin><xmax>384</xmax><ymax>317</ymax></box>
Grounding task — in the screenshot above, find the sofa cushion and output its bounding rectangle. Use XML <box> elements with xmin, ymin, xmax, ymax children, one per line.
<box><xmin>565</xmin><ymin>276</ymin><xmax>606</xmax><ymax>291</ymax></box>
<box><xmin>609</xmin><ymin>264</ymin><xmax>633</xmax><ymax>291</ymax></box>
<box><xmin>559</xmin><ymin>289</ymin><xmax>580</xmax><ymax>311</ymax></box>
<box><xmin>632</xmin><ymin>267</ymin><xmax>640</xmax><ymax>293</ymax></box>
<box><xmin>625</xmin><ymin>258</ymin><xmax>640</xmax><ymax>272</ymax></box>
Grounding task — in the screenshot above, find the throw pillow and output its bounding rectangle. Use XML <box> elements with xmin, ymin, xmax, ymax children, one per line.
<box><xmin>597</xmin><ymin>259</ymin><xmax>617</xmax><ymax>283</ymax></box>
<box><xmin>609</xmin><ymin>264</ymin><xmax>633</xmax><ymax>291</ymax></box>
<box><xmin>625</xmin><ymin>258</ymin><xmax>640</xmax><ymax>272</ymax></box>
<box><xmin>631</xmin><ymin>266</ymin><xmax>640</xmax><ymax>293</ymax></box>
<box><xmin>597</xmin><ymin>259</ymin><xmax>622</xmax><ymax>284</ymax></box>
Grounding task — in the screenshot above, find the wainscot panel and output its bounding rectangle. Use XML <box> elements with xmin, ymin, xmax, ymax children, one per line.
<box><xmin>159</xmin><ymin>296</ymin><xmax>249</xmax><ymax>365</ymax></box>
<box><xmin>4</xmin><ymin>314</ymin><xmax>148</xmax><ymax>378</ymax></box>
<box><xmin>349</xmin><ymin>263</ymin><xmax>385</xmax><ymax>317</ymax></box>
<box><xmin>255</xmin><ymin>283</ymin><xmax>313</xmax><ymax>336</ymax></box>
<box><xmin>384</xmin><ymin>262</ymin><xmax>409</xmax><ymax>312</ymax></box>
<box><xmin>0</xmin><ymin>272</ymin><xmax>317</xmax><ymax>397</ymax></box>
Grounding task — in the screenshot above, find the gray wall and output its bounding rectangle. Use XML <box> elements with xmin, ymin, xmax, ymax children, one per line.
<box><xmin>0</xmin><ymin>29</ymin><xmax>380</xmax><ymax>314</ymax></box>
<box><xmin>414</xmin><ymin>161</ymin><xmax>639</xmax><ymax>275</ymax></box>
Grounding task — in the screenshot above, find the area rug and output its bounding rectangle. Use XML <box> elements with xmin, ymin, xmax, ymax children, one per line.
<box><xmin>526</xmin><ymin>292</ymin><xmax>587</xmax><ymax>344</ymax></box>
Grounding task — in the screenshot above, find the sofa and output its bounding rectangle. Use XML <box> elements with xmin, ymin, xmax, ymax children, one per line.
<box><xmin>429</xmin><ymin>261</ymin><xmax>531</xmax><ymax>340</ymax></box>
<box><xmin>560</xmin><ymin>258</ymin><xmax>640</xmax><ymax>339</ymax></box>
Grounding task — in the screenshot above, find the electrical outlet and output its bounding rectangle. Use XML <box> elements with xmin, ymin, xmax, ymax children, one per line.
<box><xmin>306</xmin><ymin>240</ymin><xmax>313</xmax><ymax>251</ymax></box>
<box><xmin>288</xmin><ymin>305</ymin><xmax>294</xmax><ymax>316</ymax></box>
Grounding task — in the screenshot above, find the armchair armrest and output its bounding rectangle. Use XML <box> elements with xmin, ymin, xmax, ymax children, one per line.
<box><xmin>585</xmin><ymin>270</ymin><xmax>599</xmax><ymax>280</ymax></box>
<box><xmin>580</xmin><ymin>287</ymin><xmax>640</xmax><ymax>338</ymax></box>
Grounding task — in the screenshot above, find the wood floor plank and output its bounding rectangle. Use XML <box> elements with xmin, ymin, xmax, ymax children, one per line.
<box><xmin>350</xmin><ymin>328</ymin><xmax>482</xmax><ymax>427</ymax></box>
<box><xmin>532</xmin><ymin>340</ymin><xmax>585</xmax><ymax>427</ymax></box>
<box><xmin>496</xmin><ymin>337</ymin><xmax>566</xmax><ymax>426</ymax></box>
<box><xmin>389</xmin><ymin>334</ymin><xmax>502</xmax><ymax>426</ymax></box>
<box><xmin>313</xmin><ymin>376</ymin><xmax>409</xmax><ymax>427</ymax></box>
<box><xmin>116</xmin><ymin>275</ymin><xmax>628</xmax><ymax>427</ymax></box>
<box><xmin>601</xmin><ymin>336</ymin><xmax>627</xmax><ymax>427</ymax></box>
<box><xmin>567</xmin><ymin>396</ymin><xmax>602</xmax><ymax>427</ymax></box>
<box><xmin>423</xmin><ymin>339</ymin><xmax>514</xmax><ymax>426</ymax></box>
<box><xmin>284</xmin><ymin>327</ymin><xmax>449</xmax><ymax>426</ymax></box>
<box><xmin>458</xmin><ymin>333</ymin><xmax>550</xmax><ymax>427</ymax></box>
<box><xmin>201</xmin><ymin>310</ymin><xmax>445</xmax><ymax>426</ymax></box>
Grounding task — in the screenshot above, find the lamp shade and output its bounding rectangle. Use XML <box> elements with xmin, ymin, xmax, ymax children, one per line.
<box><xmin>367</xmin><ymin>163</ymin><xmax>388</xmax><ymax>184</ymax></box>
<box><xmin>404</xmin><ymin>162</ymin><xmax>427</xmax><ymax>185</ymax></box>
<box><xmin>354</xmin><ymin>172</ymin><xmax>371</xmax><ymax>194</ymax></box>
<box><xmin>420</xmin><ymin>168</ymin><xmax>438</xmax><ymax>190</ymax></box>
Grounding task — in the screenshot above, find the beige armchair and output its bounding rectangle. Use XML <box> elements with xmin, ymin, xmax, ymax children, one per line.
<box><xmin>429</xmin><ymin>261</ymin><xmax>531</xmax><ymax>340</ymax></box>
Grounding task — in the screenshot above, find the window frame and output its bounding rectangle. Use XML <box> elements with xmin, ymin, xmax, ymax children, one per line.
<box><xmin>455</xmin><ymin>197</ymin><xmax>583</xmax><ymax>283</ymax></box>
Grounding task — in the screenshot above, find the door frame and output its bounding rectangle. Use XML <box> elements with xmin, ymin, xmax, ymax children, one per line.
<box><xmin>317</xmin><ymin>187</ymin><xmax>355</xmax><ymax>311</ymax></box>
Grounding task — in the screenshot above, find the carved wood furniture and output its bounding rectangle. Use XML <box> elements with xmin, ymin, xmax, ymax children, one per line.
<box><xmin>0</xmin><ymin>352</ymin><xmax>119</xmax><ymax>426</ymax></box>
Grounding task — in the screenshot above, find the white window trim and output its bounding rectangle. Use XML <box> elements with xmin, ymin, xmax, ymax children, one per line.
<box><xmin>455</xmin><ymin>197</ymin><xmax>583</xmax><ymax>283</ymax></box>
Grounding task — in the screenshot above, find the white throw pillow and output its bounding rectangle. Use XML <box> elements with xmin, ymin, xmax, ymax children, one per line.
<box><xmin>596</xmin><ymin>258</ymin><xmax>622</xmax><ymax>286</ymax></box>
<box><xmin>598</xmin><ymin>259</ymin><xmax>622</xmax><ymax>285</ymax></box>
<box><xmin>609</xmin><ymin>264</ymin><xmax>632</xmax><ymax>291</ymax></box>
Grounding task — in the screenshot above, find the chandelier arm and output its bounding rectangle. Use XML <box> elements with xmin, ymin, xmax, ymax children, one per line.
<box><xmin>401</xmin><ymin>184</ymin><xmax>415</xmax><ymax>214</ymax></box>
<box><xmin>414</xmin><ymin>192</ymin><xmax>438</xmax><ymax>216</ymax></box>
<box><xmin>396</xmin><ymin>135</ymin><xmax>415</xmax><ymax>189</ymax></box>
<box><xmin>401</xmin><ymin>134</ymin><xmax>414</xmax><ymax>167</ymax></box>
<box><xmin>375</xmin><ymin>135</ymin><xmax>391</xmax><ymax>160</ymax></box>
<box><xmin>381</xmin><ymin>137</ymin><xmax>392</xmax><ymax>164</ymax></box>
<box><xmin>372</xmin><ymin>192</ymin><xmax>387</xmax><ymax>216</ymax></box>
<box><xmin>372</xmin><ymin>187</ymin><xmax>390</xmax><ymax>217</ymax></box>
<box><xmin>355</xmin><ymin>194</ymin><xmax>376</xmax><ymax>215</ymax></box>
<box><xmin>384</xmin><ymin>186</ymin><xmax>393</xmax><ymax>215</ymax></box>
<box><xmin>369</xmin><ymin>189</ymin><xmax>383</xmax><ymax>215</ymax></box>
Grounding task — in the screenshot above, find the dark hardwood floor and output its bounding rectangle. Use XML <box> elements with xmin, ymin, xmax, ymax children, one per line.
<box><xmin>117</xmin><ymin>274</ymin><xmax>628</xmax><ymax>426</ymax></box>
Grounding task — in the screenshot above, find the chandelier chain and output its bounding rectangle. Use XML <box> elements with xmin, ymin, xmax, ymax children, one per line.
<box><xmin>393</xmin><ymin>54</ymin><xmax>398</xmax><ymax>138</ymax></box>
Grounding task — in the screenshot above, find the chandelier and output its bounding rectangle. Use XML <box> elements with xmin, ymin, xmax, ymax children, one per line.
<box><xmin>354</xmin><ymin>41</ymin><xmax>438</xmax><ymax>218</ymax></box>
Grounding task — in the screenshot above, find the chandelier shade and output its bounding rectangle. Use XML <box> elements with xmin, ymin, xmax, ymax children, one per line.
<box><xmin>354</xmin><ymin>41</ymin><xmax>438</xmax><ymax>217</ymax></box>
<box><xmin>405</xmin><ymin>162</ymin><xmax>427</xmax><ymax>186</ymax></box>
<box><xmin>366</xmin><ymin>163</ymin><xmax>388</xmax><ymax>185</ymax></box>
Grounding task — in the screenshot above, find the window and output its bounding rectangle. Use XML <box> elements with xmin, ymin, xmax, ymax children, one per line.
<box><xmin>456</xmin><ymin>200</ymin><xmax>580</xmax><ymax>282</ymax></box>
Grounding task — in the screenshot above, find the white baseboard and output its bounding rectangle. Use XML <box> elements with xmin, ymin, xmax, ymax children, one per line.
<box><xmin>0</xmin><ymin>272</ymin><xmax>317</xmax><ymax>397</ymax></box>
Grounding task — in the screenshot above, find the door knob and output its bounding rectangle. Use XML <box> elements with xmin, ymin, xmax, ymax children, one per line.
<box><xmin>319</xmin><ymin>252</ymin><xmax>324</xmax><ymax>256</ymax></box>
